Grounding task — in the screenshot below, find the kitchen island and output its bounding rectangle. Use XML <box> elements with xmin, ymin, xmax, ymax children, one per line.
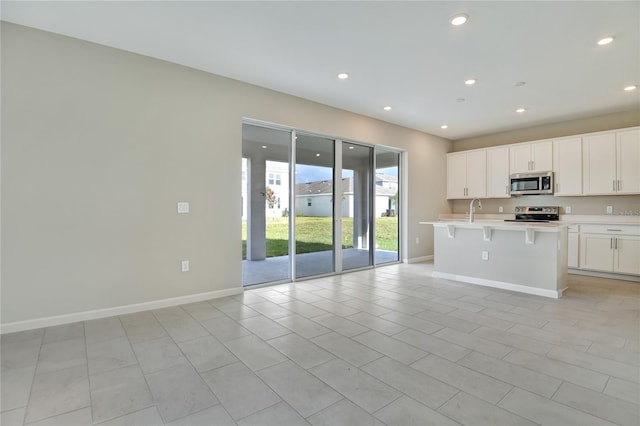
<box><xmin>420</xmin><ymin>220</ymin><xmax>569</xmax><ymax>298</ymax></box>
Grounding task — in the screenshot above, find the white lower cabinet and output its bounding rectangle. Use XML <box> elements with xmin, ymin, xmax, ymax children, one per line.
<box><xmin>615</xmin><ymin>235</ymin><xmax>640</xmax><ymax>276</ymax></box>
<box><xmin>578</xmin><ymin>224</ymin><xmax>640</xmax><ymax>275</ymax></box>
<box><xmin>567</xmin><ymin>225</ymin><xmax>579</xmax><ymax>268</ymax></box>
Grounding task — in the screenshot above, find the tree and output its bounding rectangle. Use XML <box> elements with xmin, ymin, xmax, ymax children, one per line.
<box><xmin>265</xmin><ymin>186</ymin><xmax>277</xmax><ymax>209</ymax></box>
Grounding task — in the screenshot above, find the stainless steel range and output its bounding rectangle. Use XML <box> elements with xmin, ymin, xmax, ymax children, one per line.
<box><xmin>504</xmin><ymin>206</ymin><xmax>560</xmax><ymax>223</ymax></box>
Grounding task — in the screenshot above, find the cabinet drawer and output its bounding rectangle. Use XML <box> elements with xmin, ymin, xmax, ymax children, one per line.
<box><xmin>580</xmin><ymin>224</ymin><xmax>640</xmax><ymax>236</ymax></box>
<box><xmin>568</xmin><ymin>224</ymin><xmax>580</xmax><ymax>233</ymax></box>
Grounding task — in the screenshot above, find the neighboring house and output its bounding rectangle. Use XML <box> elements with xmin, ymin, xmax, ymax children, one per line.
<box><xmin>295</xmin><ymin>174</ymin><xmax>397</xmax><ymax>218</ymax></box>
<box><xmin>243</xmin><ymin>161</ymin><xmax>398</xmax><ymax>220</ymax></box>
<box><xmin>241</xmin><ymin>160</ymin><xmax>290</xmax><ymax>220</ymax></box>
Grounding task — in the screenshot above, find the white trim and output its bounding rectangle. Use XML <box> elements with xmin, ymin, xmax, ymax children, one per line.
<box><xmin>405</xmin><ymin>255</ymin><xmax>434</xmax><ymax>264</ymax></box>
<box><xmin>432</xmin><ymin>271</ymin><xmax>564</xmax><ymax>299</ymax></box>
<box><xmin>0</xmin><ymin>287</ymin><xmax>243</xmax><ymax>334</ymax></box>
<box><xmin>569</xmin><ymin>268</ymin><xmax>640</xmax><ymax>282</ymax></box>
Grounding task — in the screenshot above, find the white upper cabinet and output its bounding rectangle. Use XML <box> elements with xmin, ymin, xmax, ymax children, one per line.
<box><xmin>553</xmin><ymin>137</ymin><xmax>582</xmax><ymax>196</ymax></box>
<box><xmin>617</xmin><ymin>128</ymin><xmax>640</xmax><ymax>194</ymax></box>
<box><xmin>447</xmin><ymin>152</ymin><xmax>468</xmax><ymax>199</ymax></box>
<box><xmin>486</xmin><ymin>147</ymin><xmax>510</xmax><ymax>198</ymax></box>
<box><xmin>446</xmin><ymin>150</ymin><xmax>486</xmax><ymax>199</ymax></box>
<box><xmin>583</xmin><ymin>128</ymin><xmax>639</xmax><ymax>195</ymax></box>
<box><xmin>446</xmin><ymin>126</ymin><xmax>637</xmax><ymax>199</ymax></box>
<box><xmin>510</xmin><ymin>140</ymin><xmax>553</xmax><ymax>173</ymax></box>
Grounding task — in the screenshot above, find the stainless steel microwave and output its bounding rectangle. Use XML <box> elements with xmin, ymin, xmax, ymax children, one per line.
<box><xmin>510</xmin><ymin>172</ymin><xmax>554</xmax><ymax>195</ymax></box>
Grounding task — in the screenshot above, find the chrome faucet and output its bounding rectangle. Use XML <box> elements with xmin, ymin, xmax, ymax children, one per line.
<box><xmin>469</xmin><ymin>198</ymin><xmax>482</xmax><ymax>223</ymax></box>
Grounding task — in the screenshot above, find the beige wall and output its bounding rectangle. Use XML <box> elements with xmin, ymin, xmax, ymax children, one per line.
<box><xmin>450</xmin><ymin>110</ymin><xmax>640</xmax><ymax>215</ymax></box>
<box><xmin>452</xmin><ymin>110</ymin><xmax>640</xmax><ymax>152</ymax></box>
<box><xmin>1</xmin><ymin>23</ymin><xmax>450</xmax><ymax>326</ymax></box>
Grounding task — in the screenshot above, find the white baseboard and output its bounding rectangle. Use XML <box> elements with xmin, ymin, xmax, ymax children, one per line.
<box><xmin>569</xmin><ymin>268</ymin><xmax>640</xmax><ymax>282</ymax></box>
<box><xmin>432</xmin><ymin>271</ymin><xmax>563</xmax><ymax>299</ymax></box>
<box><xmin>0</xmin><ymin>287</ymin><xmax>244</xmax><ymax>335</ymax></box>
<box><xmin>404</xmin><ymin>255</ymin><xmax>434</xmax><ymax>264</ymax></box>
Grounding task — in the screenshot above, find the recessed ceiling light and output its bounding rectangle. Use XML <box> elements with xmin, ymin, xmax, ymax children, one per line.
<box><xmin>348</xmin><ymin>146</ymin><xmax>355</xmax><ymax>150</ymax></box>
<box><xmin>261</xmin><ymin>145</ymin><xmax>267</xmax><ymax>149</ymax></box>
<box><xmin>383</xmin><ymin>106</ymin><xmax>392</xmax><ymax>111</ymax></box>
<box><xmin>456</xmin><ymin>98</ymin><xmax>465</xmax><ymax>103</ymax></box>
<box><xmin>515</xmin><ymin>81</ymin><xmax>527</xmax><ymax>87</ymax></box>
<box><xmin>597</xmin><ymin>36</ymin><xmax>614</xmax><ymax>46</ymax></box>
<box><xmin>451</xmin><ymin>14</ymin><xmax>468</xmax><ymax>26</ymax></box>
<box><xmin>316</xmin><ymin>153</ymin><xmax>321</xmax><ymax>157</ymax></box>
<box><xmin>624</xmin><ymin>85</ymin><xmax>637</xmax><ymax>91</ymax></box>
<box><xmin>337</xmin><ymin>72</ymin><xmax>349</xmax><ymax>80</ymax></box>
<box><xmin>464</xmin><ymin>79</ymin><xmax>477</xmax><ymax>85</ymax></box>
<box><xmin>441</xmin><ymin>125</ymin><xmax>449</xmax><ymax>129</ymax></box>
<box><xmin>516</xmin><ymin>108</ymin><xmax>526</xmax><ymax>113</ymax></box>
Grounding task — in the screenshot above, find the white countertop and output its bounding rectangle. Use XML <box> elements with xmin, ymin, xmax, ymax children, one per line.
<box><xmin>420</xmin><ymin>219</ymin><xmax>568</xmax><ymax>232</ymax></box>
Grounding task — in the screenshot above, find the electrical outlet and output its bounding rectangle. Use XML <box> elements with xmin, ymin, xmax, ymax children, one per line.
<box><xmin>415</xmin><ymin>237</ymin><xmax>420</xmax><ymax>244</ymax></box>
<box><xmin>481</xmin><ymin>251</ymin><xmax>489</xmax><ymax>261</ymax></box>
<box><xmin>498</xmin><ymin>206</ymin><xmax>503</xmax><ymax>213</ymax></box>
<box><xmin>177</xmin><ymin>202</ymin><xmax>190</xmax><ymax>214</ymax></box>
<box><xmin>606</xmin><ymin>206</ymin><xmax>613</xmax><ymax>214</ymax></box>
<box><xmin>181</xmin><ymin>260</ymin><xmax>190</xmax><ymax>272</ymax></box>
<box><xmin>566</xmin><ymin>206</ymin><xmax>571</xmax><ymax>214</ymax></box>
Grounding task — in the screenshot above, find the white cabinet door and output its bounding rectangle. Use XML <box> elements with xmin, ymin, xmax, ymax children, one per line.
<box><xmin>580</xmin><ymin>233</ymin><xmax>614</xmax><ymax>272</ymax></box>
<box><xmin>486</xmin><ymin>147</ymin><xmax>510</xmax><ymax>198</ymax></box>
<box><xmin>531</xmin><ymin>140</ymin><xmax>553</xmax><ymax>172</ymax></box>
<box><xmin>447</xmin><ymin>152</ymin><xmax>468</xmax><ymax>199</ymax></box>
<box><xmin>617</xmin><ymin>128</ymin><xmax>640</xmax><ymax>194</ymax></box>
<box><xmin>615</xmin><ymin>235</ymin><xmax>640</xmax><ymax>275</ymax></box>
<box><xmin>583</xmin><ymin>132</ymin><xmax>617</xmax><ymax>195</ymax></box>
<box><xmin>510</xmin><ymin>141</ymin><xmax>552</xmax><ymax>173</ymax></box>
<box><xmin>466</xmin><ymin>150</ymin><xmax>487</xmax><ymax>198</ymax></box>
<box><xmin>553</xmin><ymin>137</ymin><xmax>582</xmax><ymax>195</ymax></box>
<box><xmin>510</xmin><ymin>144</ymin><xmax>532</xmax><ymax>173</ymax></box>
<box><xmin>568</xmin><ymin>231</ymin><xmax>579</xmax><ymax>268</ymax></box>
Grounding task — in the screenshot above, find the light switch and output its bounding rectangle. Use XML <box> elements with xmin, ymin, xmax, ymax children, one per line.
<box><xmin>177</xmin><ymin>202</ymin><xmax>190</xmax><ymax>214</ymax></box>
<box><xmin>181</xmin><ymin>260</ymin><xmax>190</xmax><ymax>272</ymax></box>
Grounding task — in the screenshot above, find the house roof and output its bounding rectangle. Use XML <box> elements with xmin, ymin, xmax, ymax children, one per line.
<box><xmin>296</xmin><ymin>177</ymin><xmax>396</xmax><ymax>197</ymax></box>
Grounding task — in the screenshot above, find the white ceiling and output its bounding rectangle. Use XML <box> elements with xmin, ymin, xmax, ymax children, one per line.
<box><xmin>2</xmin><ymin>1</ymin><xmax>639</xmax><ymax>140</ymax></box>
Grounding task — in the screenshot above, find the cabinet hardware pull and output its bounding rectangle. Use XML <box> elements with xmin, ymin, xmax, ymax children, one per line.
<box><xmin>617</xmin><ymin>180</ymin><xmax>621</xmax><ymax>191</ymax></box>
<box><xmin>606</xmin><ymin>229</ymin><xmax>622</xmax><ymax>232</ymax></box>
<box><xmin>610</xmin><ymin>238</ymin><xmax>613</xmax><ymax>249</ymax></box>
<box><xmin>614</xmin><ymin>238</ymin><xmax>618</xmax><ymax>250</ymax></box>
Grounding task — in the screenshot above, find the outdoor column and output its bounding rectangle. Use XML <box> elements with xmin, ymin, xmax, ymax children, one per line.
<box><xmin>247</xmin><ymin>156</ymin><xmax>267</xmax><ymax>260</ymax></box>
<box><xmin>352</xmin><ymin>167</ymin><xmax>370</xmax><ymax>249</ymax></box>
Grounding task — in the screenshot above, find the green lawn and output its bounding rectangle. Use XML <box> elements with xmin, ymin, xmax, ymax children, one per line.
<box><xmin>242</xmin><ymin>216</ymin><xmax>398</xmax><ymax>259</ymax></box>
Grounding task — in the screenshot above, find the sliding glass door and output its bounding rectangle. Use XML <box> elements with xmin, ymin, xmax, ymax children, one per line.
<box><xmin>294</xmin><ymin>133</ymin><xmax>335</xmax><ymax>279</ymax></box>
<box><xmin>241</xmin><ymin>124</ymin><xmax>291</xmax><ymax>286</ymax></box>
<box><xmin>341</xmin><ymin>142</ymin><xmax>374</xmax><ymax>271</ymax></box>
<box><xmin>242</xmin><ymin>122</ymin><xmax>402</xmax><ymax>286</ymax></box>
<box><xmin>375</xmin><ymin>148</ymin><xmax>400</xmax><ymax>264</ymax></box>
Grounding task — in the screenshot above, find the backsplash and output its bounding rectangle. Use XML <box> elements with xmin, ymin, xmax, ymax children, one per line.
<box><xmin>450</xmin><ymin>194</ymin><xmax>640</xmax><ymax>216</ymax></box>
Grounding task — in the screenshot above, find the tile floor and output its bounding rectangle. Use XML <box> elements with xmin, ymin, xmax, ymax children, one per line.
<box><xmin>1</xmin><ymin>262</ymin><xmax>639</xmax><ymax>425</ymax></box>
